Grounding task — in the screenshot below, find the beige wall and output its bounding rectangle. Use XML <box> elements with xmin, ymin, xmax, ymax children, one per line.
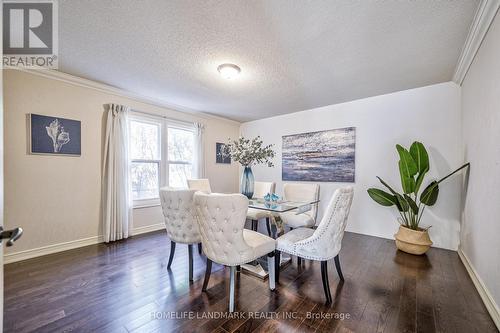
<box><xmin>3</xmin><ymin>69</ymin><xmax>240</xmax><ymax>256</ymax></box>
<box><xmin>461</xmin><ymin>11</ymin><xmax>500</xmax><ymax>320</ymax></box>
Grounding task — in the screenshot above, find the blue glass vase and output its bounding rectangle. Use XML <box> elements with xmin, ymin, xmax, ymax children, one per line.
<box><xmin>240</xmin><ymin>166</ymin><xmax>254</xmax><ymax>199</ymax></box>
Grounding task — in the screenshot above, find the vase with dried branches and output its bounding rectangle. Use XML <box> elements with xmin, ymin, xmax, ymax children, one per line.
<box><xmin>222</xmin><ymin>136</ymin><xmax>275</xmax><ymax>198</ymax></box>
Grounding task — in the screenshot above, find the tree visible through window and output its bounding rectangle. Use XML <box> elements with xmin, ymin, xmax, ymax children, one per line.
<box><xmin>130</xmin><ymin>120</ymin><xmax>161</xmax><ymax>201</ymax></box>
<box><xmin>168</xmin><ymin>127</ymin><xmax>194</xmax><ymax>188</ymax></box>
<box><xmin>129</xmin><ymin>116</ymin><xmax>196</xmax><ymax>204</ymax></box>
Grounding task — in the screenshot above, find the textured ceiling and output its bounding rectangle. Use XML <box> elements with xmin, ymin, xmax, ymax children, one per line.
<box><xmin>58</xmin><ymin>0</ymin><xmax>479</xmax><ymax>122</ymax></box>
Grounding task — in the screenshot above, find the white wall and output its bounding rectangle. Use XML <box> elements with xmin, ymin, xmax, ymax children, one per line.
<box><xmin>461</xmin><ymin>11</ymin><xmax>500</xmax><ymax>316</ymax></box>
<box><xmin>3</xmin><ymin>70</ymin><xmax>240</xmax><ymax>257</ymax></box>
<box><xmin>241</xmin><ymin>82</ymin><xmax>463</xmax><ymax>250</ymax></box>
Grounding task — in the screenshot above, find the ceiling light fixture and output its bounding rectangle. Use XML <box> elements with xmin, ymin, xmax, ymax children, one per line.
<box><xmin>217</xmin><ymin>63</ymin><xmax>241</xmax><ymax>79</ymax></box>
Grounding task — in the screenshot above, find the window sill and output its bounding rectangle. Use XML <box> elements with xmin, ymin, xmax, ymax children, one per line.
<box><xmin>133</xmin><ymin>198</ymin><xmax>161</xmax><ymax>209</ymax></box>
<box><xmin>133</xmin><ymin>203</ymin><xmax>161</xmax><ymax>209</ymax></box>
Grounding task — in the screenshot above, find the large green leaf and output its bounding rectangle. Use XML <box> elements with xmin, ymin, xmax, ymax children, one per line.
<box><xmin>377</xmin><ymin>176</ymin><xmax>398</xmax><ymax>195</ymax></box>
<box><xmin>396</xmin><ymin>145</ymin><xmax>418</xmax><ymax>193</ymax></box>
<box><xmin>395</xmin><ymin>194</ymin><xmax>409</xmax><ymax>212</ymax></box>
<box><xmin>414</xmin><ymin>165</ymin><xmax>429</xmax><ymax>195</ymax></box>
<box><xmin>367</xmin><ymin>188</ymin><xmax>397</xmax><ymax>207</ymax></box>
<box><xmin>420</xmin><ymin>181</ymin><xmax>439</xmax><ymax>206</ymax></box>
<box><xmin>404</xmin><ymin>194</ymin><xmax>419</xmax><ymax>214</ymax></box>
<box><xmin>396</xmin><ymin>144</ymin><xmax>418</xmax><ymax>177</ymax></box>
<box><xmin>419</xmin><ymin>163</ymin><xmax>470</xmax><ymax>207</ymax></box>
<box><xmin>399</xmin><ymin>160</ymin><xmax>416</xmax><ymax>193</ymax></box>
<box><xmin>410</xmin><ymin>141</ymin><xmax>429</xmax><ymax>174</ymax></box>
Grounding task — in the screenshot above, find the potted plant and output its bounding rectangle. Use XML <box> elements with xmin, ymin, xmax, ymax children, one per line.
<box><xmin>223</xmin><ymin>136</ymin><xmax>275</xmax><ymax>198</ymax></box>
<box><xmin>367</xmin><ymin>141</ymin><xmax>469</xmax><ymax>255</ymax></box>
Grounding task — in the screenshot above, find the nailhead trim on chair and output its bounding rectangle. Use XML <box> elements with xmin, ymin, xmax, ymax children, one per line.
<box><xmin>276</xmin><ymin>187</ymin><xmax>354</xmax><ymax>262</ymax></box>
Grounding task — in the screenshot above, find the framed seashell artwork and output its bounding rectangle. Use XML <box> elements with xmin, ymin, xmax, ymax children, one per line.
<box><xmin>29</xmin><ymin>114</ymin><xmax>81</xmax><ymax>156</ymax></box>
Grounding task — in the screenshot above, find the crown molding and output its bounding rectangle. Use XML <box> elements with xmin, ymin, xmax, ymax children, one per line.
<box><xmin>453</xmin><ymin>0</ymin><xmax>500</xmax><ymax>85</ymax></box>
<box><xmin>12</xmin><ymin>68</ymin><xmax>241</xmax><ymax>125</ymax></box>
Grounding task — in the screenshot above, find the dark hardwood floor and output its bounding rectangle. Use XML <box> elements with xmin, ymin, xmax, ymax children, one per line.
<box><xmin>4</xmin><ymin>230</ymin><xmax>498</xmax><ymax>333</ymax></box>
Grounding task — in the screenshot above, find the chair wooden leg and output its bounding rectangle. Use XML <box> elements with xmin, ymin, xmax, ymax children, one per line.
<box><xmin>297</xmin><ymin>256</ymin><xmax>302</xmax><ymax>265</ymax></box>
<box><xmin>229</xmin><ymin>266</ymin><xmax>236</xmax><ymax>312</ymax></box>
<box><xmin>202</xmin><ymin>258</ymin><xmax>212</xmax><ymax>292</ymax></box>
<box><xmin>198</xmin><ymin>243</ymin><xmax>202</xmax><ymax>255</ymax></box>
<box><xmin>188</xmin><ymin>244</ymin><xmax>194</xmax><ymax>282</ymax></box>
<box><xmin>167</xmin><ymin>241</ymin><xmax>176</xmax><ymax>269</ymax></box>
<box><xmin>275</xmin><ymin>250</ymin><xmax>281</xmax><ymax>283</ymax></box>
<box><xmin>265</xmin><ymin>218</ymin><xmax>272</xmax><ymax>237</ymax></box>
<box><xmin>321</xmin><ymin>261</ymin><xmax>332</xmax><ymax>304</ymax></box>
<box><xmin>267</xmin><ymin>252</ymin><xmax>276</xmax><ymax>290</ymax></box>
<box><xmin>334</xmin><ymin>254</ymin><xmax>344</xmax><ymax>281</ymax></box>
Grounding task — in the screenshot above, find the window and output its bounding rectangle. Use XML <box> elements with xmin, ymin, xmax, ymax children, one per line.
<box><xmin>129</xmin><ymin>114</ymin><xmax>196</xmax><ymax>206</ymax></box>
<box><xmin>168</xmin><ymin>126</ymin><xmax>194</xmax><ymax>188</ymax></box>
<box><xmin>130</xmin><ymin>119</ymin><xmax>161</xmax><ymax>201</ymax></box>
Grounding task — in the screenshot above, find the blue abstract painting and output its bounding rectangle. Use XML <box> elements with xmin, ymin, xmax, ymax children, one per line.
<box><xmin>282</xmin><ymin>127</ymin><xmax>355</xmax><ymax>182</ymax></box>
<box><xmin>30</xmin><ymin>114</ymin><xmax>81</xmax><ymax>155</ymax></box>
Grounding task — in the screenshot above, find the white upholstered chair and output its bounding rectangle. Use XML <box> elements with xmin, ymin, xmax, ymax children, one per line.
<box><xmin>187</xmin><ymin>179</ymin><xmax>212</xmax><ymax>193</ymax></box>
<box><xmin>275</xmin><ymin>187</ymin><xmax>354</xmax><ymax>303</ymax></box>
<box><xmin>247</xmin><ymin>181</ymin><xmax>276</xmax><ymax>235</ymax></box>
<box><xmin>160</xmin><ymin>188</ymin><xmax>202</xmax><ymax>282</ymax></box>
<box><xmin>194</xmin><ymin>192</ymin><xmax>276</xmax><ymax>312</ymax></box>
<box><xmin>279</xmin><ymin>183</ymin><xmax>320</xmax><ymax>229</ymax></box>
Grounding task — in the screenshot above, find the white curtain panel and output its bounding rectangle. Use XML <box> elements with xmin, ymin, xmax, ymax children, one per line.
<box><xmin>193</xmin><ymin>122</ymin><xmax>205</xmax><ymax>178</ymax></box>
<box><xmin>102</xmin><ymin>104</ymin><xmax>133</xmax><ymax>242</ymax></box>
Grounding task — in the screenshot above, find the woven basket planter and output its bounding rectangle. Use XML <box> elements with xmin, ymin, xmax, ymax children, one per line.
<box><xmin>394</xmin><ymin>225</ymin><xmax>432</xmax><ymax>255</ymax></box>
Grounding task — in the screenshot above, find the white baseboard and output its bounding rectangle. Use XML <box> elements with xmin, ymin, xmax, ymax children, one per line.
<box><xmin>3</xmin><ymin>223</ymin><xmax>165</xmax><ymax>264</ymax></box>
<box><xmin>3</xmin><ymin>235</ymin><xmax>102</xmax><ymax>264</ymax></box>
<box><xmin>458</xmin><ymin>248</ymin><xmax>500</xmax><ymax>330</ymax></box>
<box><xmin>131</xmin><ymin>223</ymin><xmax>165</xmax><ymax>236</ymax></box>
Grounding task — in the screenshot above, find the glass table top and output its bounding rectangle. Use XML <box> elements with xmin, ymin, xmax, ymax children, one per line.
<box><xmin>248</xmin><ymin>198</ymin><xmax>320</xmax><ymax>213</ymax></box>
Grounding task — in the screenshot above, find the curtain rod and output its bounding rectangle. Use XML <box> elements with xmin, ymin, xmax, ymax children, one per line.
<box><xmin>130</xmin><ymin>109</ymin><xmax>200</xmax><ymax>126</ymax></box>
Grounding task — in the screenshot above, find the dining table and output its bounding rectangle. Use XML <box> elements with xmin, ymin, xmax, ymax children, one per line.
<box><xmin>240</xmin><ymin>197</ymin><xmax>320</xmax><ymax>279</ymax></box>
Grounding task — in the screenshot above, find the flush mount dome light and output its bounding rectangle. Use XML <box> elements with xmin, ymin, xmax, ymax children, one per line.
<box><xmin>217</xmin><ymin>63</ymin><xmax>241</xmax><ymax>79</ymax></box>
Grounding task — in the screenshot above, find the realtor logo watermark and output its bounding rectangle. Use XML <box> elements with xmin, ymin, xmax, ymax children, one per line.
<box><xmin>3</xmin><ymin>0</ymin><xmax>58</xmax><ymax>68</ymax></box>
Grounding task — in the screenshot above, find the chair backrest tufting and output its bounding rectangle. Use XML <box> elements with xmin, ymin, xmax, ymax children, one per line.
<box><xmin>295</xmin><ymin>187</ymin><xmax>354</xmax><ymax>260</ymax></box>
<box><xmin>283</xmin><ymin>183</ymin><xmax>320</xmax><ymax>220</ymax></box>
<box><xmin>194</xmin><ymin>192</ymin><xmax>257</xmax><ymax>266</ymax></box>
<box><xmin>253</xmin><ymin>181</ymin><xmax>276</xmax><ymax>199</ymax></box>
<box><xmin>159</xmin><ymin>188</ymin><xmax>201</xmax><ymax>244</ymax></box>
<box><xmin>187</xmin><ymin>179</ymin><xmax>212</xmax><ymax>193</ymax></box>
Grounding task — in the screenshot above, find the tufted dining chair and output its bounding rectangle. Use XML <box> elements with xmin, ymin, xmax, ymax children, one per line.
<box><xmin>194</xmin><ymin>192</ymin><xmax>276</xmax><ymax>312</ymax></box>
<box><xmin>159</xmin><ymin>188</ymin><xmax>202</xmax><ymax>282</ymax></box>
<box><xmin>247</xmin><ymin>181</ymin><xmax>276</xmax><ymax>235</ymax></box>
<box><xmin>187</xmin><ymin>179</ymin><xmax>212</xmax><ymax>193</ymax></box>
<box><xmin>279</xmin><ymin>183</ymin><xmax>320</xmax><ymax>229</ymax></box>
<box><xmin>275</xmin><ymin>187</ymin><xmax>354</xmax><ymax>303</ymax></box>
